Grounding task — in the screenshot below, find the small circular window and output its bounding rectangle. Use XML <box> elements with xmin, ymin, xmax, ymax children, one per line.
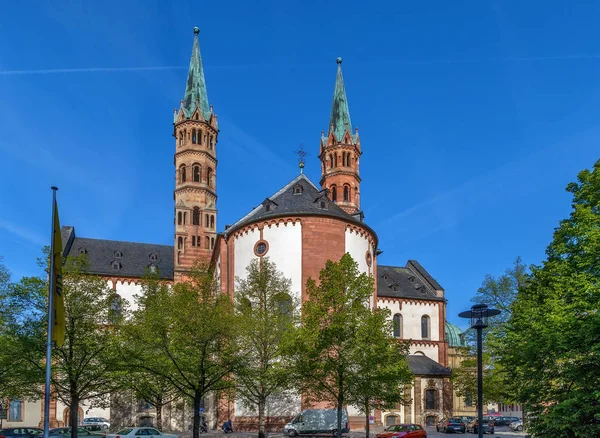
<box><xmin>254</xmin><ymin>240</ymin><xmax>269</xmax><ymax>256</ymax></box>
<box><xmin>366</xmin><ymin>251</ymin><xmax>372</xmax><ymax>267</ymax></box>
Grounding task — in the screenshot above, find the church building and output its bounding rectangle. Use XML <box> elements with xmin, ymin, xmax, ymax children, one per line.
<box><xmin>33</xmin><ymin>27</ymin><xmax>456</xmax><ymax>430</ymax></box>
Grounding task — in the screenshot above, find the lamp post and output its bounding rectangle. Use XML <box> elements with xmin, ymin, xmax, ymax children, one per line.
<box><xmin>459</xmin><ymin>304</ymin><xmax>501</xmax><ymax>438</ymax></box>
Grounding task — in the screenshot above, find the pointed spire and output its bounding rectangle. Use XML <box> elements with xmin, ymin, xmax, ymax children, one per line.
<box><xmin>328</xmin><ymin>57</ymin><xmax>353</xmax><ymax>142</ymax></box>
<box><xmin>182</xmin><ymin>27</ymin><xmax>211</xmax><ymax>120</ymax></box>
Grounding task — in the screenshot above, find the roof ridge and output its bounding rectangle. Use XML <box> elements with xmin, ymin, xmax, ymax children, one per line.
<box><xmin>73</xmin><ymin>236</ymin><xmax>173</xmax><ymax>249</ymax></box>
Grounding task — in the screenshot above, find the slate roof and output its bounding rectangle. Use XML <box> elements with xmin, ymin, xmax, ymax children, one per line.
<box><xmin>377</xmin><ymin>264</ymin><xmax>444</xmax><ymax>301</ymax></box>
<box><xmin>61</xmin><ymin>226</ymin><xmax>174</xmax><ymax>280</ymax></box>
<box><xmin>407</xmin><ymin>355</ymin><xmax>451</xmax><ymax>376</ymax></box>
<box><xmin>225</xmin><ymin>173</ymin><xmax>375</xmax><ymax>238</ymax></box>
<box><xmin>181</xmin><ymin>27</ymin><xmax>211</xmax><ymax>121</ymax></box>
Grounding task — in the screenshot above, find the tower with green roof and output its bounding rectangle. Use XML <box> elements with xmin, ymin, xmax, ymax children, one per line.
<box><xmin>319</xmin><ymin>58</ymin><xmax>362</xmax><ymax>216</ymax></box>
<box><xmin>172</xmin><ymin>27</ymin><xmax>219</xmax><ymax>282</ymax></box>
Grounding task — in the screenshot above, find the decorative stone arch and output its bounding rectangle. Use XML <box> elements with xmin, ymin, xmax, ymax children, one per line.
<box><xmin>63</xmin><ymin>406</ymin><xmax>84</xmax><ymax>427</ymax></box>
<box><xmin>385</xmin><ymin>414</ymin><xmax>399</xmax><ymax>426</ymax></box>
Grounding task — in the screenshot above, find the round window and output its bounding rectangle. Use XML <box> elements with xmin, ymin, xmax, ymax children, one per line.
<box><xmin>254</xmin><ymin>240</ymin><xmax>269</xmax><ymax>256</ymax></box>
<box><xmin>366</xmin><ymin>251</ymin><xmax>372</xmax><ymax>267</ymax></box>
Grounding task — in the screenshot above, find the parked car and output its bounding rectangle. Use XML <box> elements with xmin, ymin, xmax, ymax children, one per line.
<box><xmin>436</xmin><ymin>417</ymin><xmax>466</xmax><ymax>433</ymax></box>
<box><xmin>466</xmin><ymin>419</ymin><xmax>494</xmax><ymax>434</ymax></box>
<box><xmin>375</xmin><ymin>424</ymin><xmax>427</xmax><ymax>438</ymax></box>
<box><xmin>509</xmin><ymin>420</ymin><xmax>524</xmax><ymax>431</ymax></box>
<box><xmin>283</xmin><ymin>409</ymin><xmax>349</xmax><ymax>436</ymax></box>
<box><xmin>81</xmin><ymin>418</ymin><xmax>110</xmax><ymax>430</ymax></box>
<box><xmin>0</xmin><ymin>428</ymin><xmax>43</xmax><ymax>438</ymax></box>
<box><xmin>493</xmin><ymin>416</ymin><xmax>520</xmax><ymax>426</ymax></box>
<box><xmin>49</xmin><ymin>428</ymin><xmax>96</xmax><ymax>437</ymax></box>
<box><xmin>106</xmin><ymin>428</ymin><xmax>177</xmax><ymax>438</ymax></box>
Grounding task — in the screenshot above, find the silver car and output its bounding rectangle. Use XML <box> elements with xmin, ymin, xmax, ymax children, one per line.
<box><xmin>81</xmin><ymin>418</ymin><xmax>110</xmax><ymax>430</ymax></box>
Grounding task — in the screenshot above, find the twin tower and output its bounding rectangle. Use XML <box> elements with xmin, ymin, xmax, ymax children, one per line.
<box><xmin>173</xmin><ymin>28</ymin><xmax>363</xmax><ymax>280</ymax></box>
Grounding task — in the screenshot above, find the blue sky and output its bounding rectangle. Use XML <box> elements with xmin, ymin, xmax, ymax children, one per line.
<box><xmin>1</xmin><ymin>1</ymin><xmax>599</xmax><ymax>328</ymax></box>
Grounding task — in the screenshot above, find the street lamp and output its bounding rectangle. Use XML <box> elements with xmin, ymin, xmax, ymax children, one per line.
<box><xmin>459</xmin><ymin>304</ymin><xmax>501</xmax><ymax>438</ymax></box>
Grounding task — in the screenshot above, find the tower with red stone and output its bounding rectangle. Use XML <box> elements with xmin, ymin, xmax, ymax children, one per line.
<box><xmin>319</xmin><ymin>57</ymin><xmax>362</xmax><ymax>215</ymax></box>
<box><xmin>173</xmin><ymin>27</ymin><xmax>219</xmax><ymax>282</ymax></box>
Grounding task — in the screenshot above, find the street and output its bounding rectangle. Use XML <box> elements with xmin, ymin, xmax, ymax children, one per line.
<box><xmin>423</xmin><ymin>425</ymin><xmax>526</xmax><ymax>437</ymax></box>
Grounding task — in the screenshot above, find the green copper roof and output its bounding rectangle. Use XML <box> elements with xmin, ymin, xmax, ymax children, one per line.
<box><xmin>446</xmin><ymin>322</ymin><xmax>467</xmax><ymax>347</ymax></box>
<box><xmin>328</xmin><ymin>57</ymin><xmax>354</xmax><ymax>142</ymax></box>
<box><xmin>182</xmin><ymin>27</ymin><xmax>211</xmax><ymax>120</ymax></box>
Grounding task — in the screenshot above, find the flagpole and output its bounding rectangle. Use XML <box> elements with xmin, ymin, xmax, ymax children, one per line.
<box><xmin>43</xmin><ymin>186</ymin><xmax>59</xmax><ymax>438</ymax></box>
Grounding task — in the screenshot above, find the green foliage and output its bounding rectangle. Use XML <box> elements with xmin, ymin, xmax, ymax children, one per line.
<box><xmin>120</xmin><ymin>261</ymin><xmax>240</xmax><ymax>438</ymax></box>
<box><xmin>346</xmin><ymin>308</ymin><xmax>413</xmax><ymax>437</ymax></box>
<box><xmin>498</xmin><ymin>159</ymin><xmax>600</xmax><ymax>437</ymax></box>
<box><xmin>283</xmin><ymin>253</ymin><xmax>406</xmax><ymax>438</ymax></box>
<box><xmin>452</xmin><ymin>257</ymin><xmax>528</xmax><ymax>405</ymax></box>
<box><xmin>234</xmin><ymin>258</ymin><xmax>298</xmax><ymax>438</ymax></box>
<box><xmin>2</xmin><ymin>253</ymin><xmax>122</xmax><ymax>437</ymax></box>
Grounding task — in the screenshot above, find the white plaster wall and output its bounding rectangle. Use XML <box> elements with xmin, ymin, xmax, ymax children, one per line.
<box><xmin>111</xmin><ymin>281</ymin><xmax>143</xmax><ymax>312</ymax></box>
<box><xmin>344</xmin><ymin>229</ymin><xmax>371</xmax><ymax>275</ymax></box>
<box><xmin>4</xmin><ymin>399</ymin><xmax>42</xmax><ymax>428</ymax></box>
<box><xmin>409</xmin><ymin>346</ymin><xmax>438</xmax><ymax>361</ymax></box>
<box><xmin>262</xmin><ymin>223</ymin><xmax>302</xmax><ymax>302</ymax></box>
<box><xmin>235</xmin><ymin>392</ymin><xmax>301</xmax><ymax>417</ymax></box>
<box><xmin>377</xmin><ymin>300</ymin><xmax>440</xmax><ymax>342</ymax></box>
<box><xmin>233</xmin><ymin>228</ymin><xmax>260</xmax><ymax>288</ymax></box>
<box><xmin>215</xmin><ymin>253</ymin><xmax>221</xmax><ymax>289</ymax></box>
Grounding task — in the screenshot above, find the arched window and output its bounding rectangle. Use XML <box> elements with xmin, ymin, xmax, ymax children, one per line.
<box><xmin>177</xmin><ymin>237</ymin><xmax>183</xmax><ymax>250</ymax></box>
<box><xmin>179</xmin><ymin>164</ymin><xmax>186</xmax><ymax>183</ymax></box>
<box><xmin>179</xmin><ymin>131</ymin><xmax>183</xmax><ymax>146</ymax></box>
<box><xmin>211</xmin><ymin>237</ymin><xmax>215</xmax><ymax>249</ymax></box>
<box><xmin>111</xmin><ymin>261</ymin><xmax>121</xmax><ymax>270</ymax></box>
<box><xmin>198</xmin><ymin>129</ymin><xmax>203</xmax><ymax>144</ymax></box>
<box><xmin>177</xmin><ymin>251</ymin><xmax>181</xmax><ymax>264</ymax></box>
<box><xmin>334</xmin><ymin>153</ymin><xmax>338</xmax><ymax>167</ymax></box>
<box><xmin>193</xmin><ymin>207</ymin><xmax>200</xmax><ymax>225</ymax></box>
<box><xmin>108</xmin><ymin>294</ymin><xmax>122</xmax><ymax>323</ymax></box>
<box><xmin>205</xmin><ymin>236</ymin><xmax>210</xmax><ymax>248</ymax></box>
<box><xmin>425</xmin><ymin>389</ymin><xmax>436</xmax><ymax>410</ymax></box>
<box><xmin>207</xmin><ymin>168</ymin><xmax>213</xmax><ymax>187</ymax></box>
<box><xmin>343</xmin><ymin>185</ymin><xmax>349</xmax><ymax>202</ymax></box>
<box><xmin>331</xmin><ymin>185</ymin><xmax>337</xmax><ymax>202</ymax></box>
<box><xmin>177</xmin><ymin>212</ymin><xmax>183</xmax><ymax>225</ymax></box>
<box><xmin>193</xmin><ymin>164</ymin><xmax>201</xmax><ymax>182</ymax></box>
<box><xmin>192</xmin><ymin>129</ymin><xmax>197</xmax><ymax>144</ymax></box>
<box><xmin>393</xmin><ymin>314</ymin><xmax>402</xmax><ymax>338</ymax></box>
<box><xmin>183</xmin><ymin>129</ymin><xmax>187</xmax><ymax>145</ymax></box>
<box><xmin>385</xmin><ymin>415</ymin><xmax>398</xmax><ymax>427</ymax></box>
<box><xmin>192</xmin><ymin>236</ymin><xmax>196</xmax><ymax>246</ymax></box>
<box><xmin>183</xmin><ymin>212</ymin><xmax>187</xmax><ymax>225</ymax></box>
<box><xmin>329</xmin><ymin>154</ymin><xmax>333</xmax><ymax>168</ymax></box>
<box><xmin>421</xmin><ymin>315</ymin><xmax>430</xmax><ymax>339</ymax></box>
<box><xmin>210</xmin><ymin>215</ymin><xmax>215</xmax><ymax>229</ymax></box>
<box><xmin>272</xmin><ymin>293</ymin><xmax>293</xmax><ymax>316</ymax></box>
<box><xmin>209</xmin><ymin>135</ymin><xmax>214</xmax><ymax>149</ymax></box>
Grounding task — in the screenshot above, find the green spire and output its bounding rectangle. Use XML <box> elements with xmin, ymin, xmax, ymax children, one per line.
<box><xmin>328</xmin><ymin>57</ymin><xmax>353</xmax><ymax>142</ymax></box>
<box><xmin>182</xmin><ymin>27</ymin><xmax>211</xmax><ymax>120</ymax></box>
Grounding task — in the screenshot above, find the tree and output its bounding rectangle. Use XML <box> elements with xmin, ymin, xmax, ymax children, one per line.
<box><xmin>346</xmin><ymin>308</ymin><xmax>413</xmax><ymax>438</ymax></box>
<box><xmin>7</xmin><ymin>253</ymin><xmax>122</xmax><ymax>438</ymax></box>
<box><xmin>451</xmin><ymin>258</ymin><xmax>528</xmax><ymax>405</ymax></box>
<box><xmin>234</xmin><ymin>258</ymin><xmax>298</xmax><ymax>438</ymax></box>
<box><xmin>283</xmin><ymin>253</ymin><xmax>403</xmax><ymax>438</ymax></box>
<box><xmin>124</xmin><ymin>371</ymin><xmax>177</xmax><ymax>430</ymax></box>
<box><xmin>121</xmin><ymin>262</ymin><xmax>240</xmax><ymax>438</ymax></box>
<box><xmin>499</xmin><ymin>159</ymin><xmax>600</xmax><ymax>437</ymax></box>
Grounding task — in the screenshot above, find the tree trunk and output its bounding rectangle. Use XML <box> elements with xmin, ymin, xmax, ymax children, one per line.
<box><xmin>258</xmin><ymin>398</ymin><xmax>266</xmax><ymax>438</ymax></box>
<box><xmin>193</xmin><ymin>392</ymin><xmax>202</xmax><ymax>438</ymax></box>
<box><xmin>364</xmin><ymin>400</ymin><xmax>370</xmax><ymax>438</ymax></box>
<box><xmin>155</xmin><ymin>403</ymin><xmax>163</xmax><ymax>430</ymax></box>
<box><xmin>70</xmin><ymin>395</ymin><xmax>79</xmax><ymax>438</ymax></box>
<box><xmin>337</xmin><ymin>393</ymin><xmax>344</xmax><ymax>438</ymax></box>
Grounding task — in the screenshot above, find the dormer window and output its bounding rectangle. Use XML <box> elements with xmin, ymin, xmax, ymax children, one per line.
<box><xmin>111</xmin><ymin>261</ymin><xmax>121</xmax><ymax>271</ymax></box>
<box><xmin>78</xmin><ymin>247</ymin><xmax>87</xmax><ymax>255</ymax></box>
<box><xmin>114</xmin><ymin>250</ymin><xmax>122</xmax><ymax>258</ymax></box>
<box><xmin>293</xmin><ymin>184</ymin><xmax>303</xmax><ymax>195</ymax></box>
<box><xmin>266</xmin><ymin>205</ymin><xmax>271</xmax><ymax>212</ymax></box>
<box><xmin>148</xmin><ymin>264</ymin><xmax>157</xmax><ymax>273</ymax></box>
<box><xmin>149</xmin><ymin>253</ymin><xmax>158</xmax><ymax>262</ymax></box>
<box><xmin>320</xmin><ymin>200</ymin><xmax>327</xmax><ymax>209</ymax></box>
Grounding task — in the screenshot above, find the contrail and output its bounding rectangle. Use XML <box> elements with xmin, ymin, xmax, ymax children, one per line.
<box><xmin>0</xmin><ymin>66</ymin><xmax>186</xmax><ymax>75</ymax></box>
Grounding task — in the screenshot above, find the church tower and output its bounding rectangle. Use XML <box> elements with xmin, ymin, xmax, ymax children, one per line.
<box><xmin>173</xmin><ymin>27</ymin><xmax>219</xmax><ymax>282</ymax></box>
<box><xmin>319</xmin><ymin>57</ymin><xmax>362</xmax><ymax>215</ymax></box>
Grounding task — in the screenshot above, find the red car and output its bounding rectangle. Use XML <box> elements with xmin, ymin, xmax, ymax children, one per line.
<box><xmin>375</xmin><ymin>424</ymin><xmax>427</xmax><ymax>438</ymax></box>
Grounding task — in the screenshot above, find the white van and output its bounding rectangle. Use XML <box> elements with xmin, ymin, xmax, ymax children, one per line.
<box><xmin>283</xmin><ymin>409</ymin><xmax>350</xmax><ymax>436</ymax></box>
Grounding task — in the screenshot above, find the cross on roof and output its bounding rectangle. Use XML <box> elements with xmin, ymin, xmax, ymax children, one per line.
<box><xmin>295</xmin><ymin>144</ymin><xmax>309</xmax><ymax>174</ymax></box>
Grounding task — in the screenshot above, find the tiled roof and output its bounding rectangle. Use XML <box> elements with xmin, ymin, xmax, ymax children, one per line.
<box><xmin>377</xmin><ymin>264</ymin><xmax>444</xmax><ymax>301</ymax></box>
<box><xmin>61</xmin><ymin>227</ymin><xmax>174</xmax><ymax>280</ymax></box>
<box><xmin>407</xmin><ymin>355</ymin><xmax>451</xmax><ymax>376</ymax></box>
<box><xmin>225</xmin><ymin>174</ymin><xmax>374</xmax><ymax>237</ymax></box>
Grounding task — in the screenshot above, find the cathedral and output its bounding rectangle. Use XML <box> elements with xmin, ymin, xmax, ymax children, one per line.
<box><xmin>8</xmin><ymin>27</ymin><xmax>468</xmax><ymax>431</ymax></box>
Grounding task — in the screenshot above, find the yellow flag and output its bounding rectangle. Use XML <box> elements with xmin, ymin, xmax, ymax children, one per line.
<box><xmin>51</xmin><ymin>200</ymin><xmax>65</xmax><ymax>347</ymax></box>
